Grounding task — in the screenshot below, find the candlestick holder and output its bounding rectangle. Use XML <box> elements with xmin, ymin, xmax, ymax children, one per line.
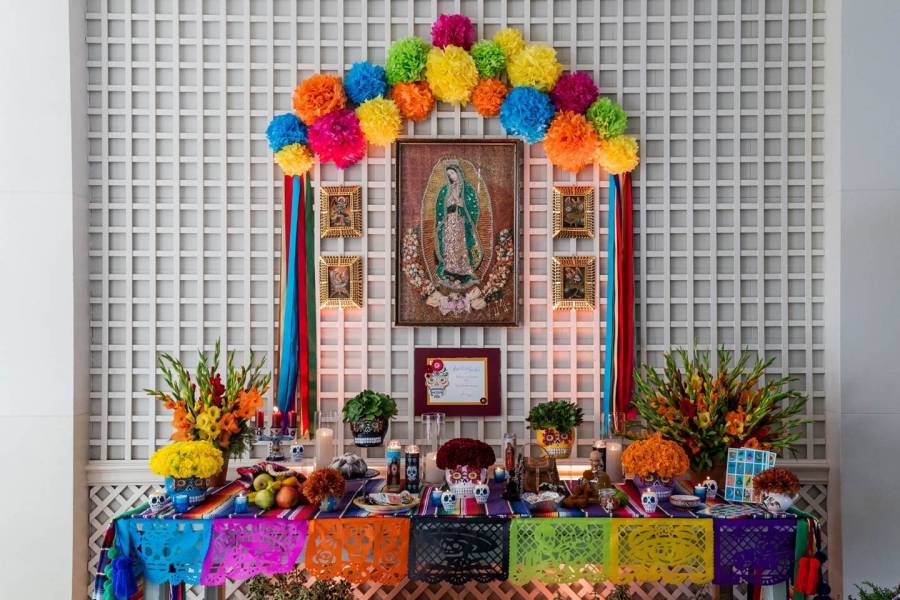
<box><xmin>256</xmin><ymin>425</ymin><xmax>297</xmax><ymax>461</ymax></box>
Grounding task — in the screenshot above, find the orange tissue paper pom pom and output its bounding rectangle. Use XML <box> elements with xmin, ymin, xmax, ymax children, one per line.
<box><xmin>292</xmin><ymin>74</ymin><xmax>346</xmax><ymax>125</ymax></box>
<box><xmin>471</xmin><ymin>78</ymin><xmax>509</xmax><ymax>117</ymax></box>
<box><xmin>543</xmin><ymin>111</ymin><xmax>599</xmax><ymax>173</ymax></box>
<box><xmin>390</xmin><ymin>81</ymin><xmax>435</xmax><ymax>121</ymax></box>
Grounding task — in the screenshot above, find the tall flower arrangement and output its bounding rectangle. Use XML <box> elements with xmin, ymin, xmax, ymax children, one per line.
<box><xmin>146</xmin><ymin>340</ymin><xmax>271</xmax><ymax>458</ymax></box>
<box><xmin>632</xmin><ymin>348</ymin><xmax>808</xmax><ymax>473</ymax></box>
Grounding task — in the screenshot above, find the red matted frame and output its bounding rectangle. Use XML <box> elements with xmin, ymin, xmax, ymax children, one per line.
<box><xmin>413</xmin><ymin>347</ymin><xmax>502</xmax><ymax>416</ymax></box>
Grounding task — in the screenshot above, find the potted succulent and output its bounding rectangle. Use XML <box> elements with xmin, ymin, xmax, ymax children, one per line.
<box><xmin>621</xmin><ymin>433</ymin><xmax>689</xmax><ymax>500</ymax></box>
<box><xmin>303</xmin><ymin>467</ymin><xmax>346</xmax><ymax>512</ymax></box>
<box><xmin>342</xmin><ymin>389</ymin><xmax>398</xmax><ymax>447</ymax></box>
<box><xmin>753</xmin><ymin>467</ymin><xmax>800</xmax><ymax>514</ymax></box>
<box><xmin>526</xmin><ymin>400</ymin><xmax>584</xmax><ymax>458</ymax></box>
<box><xmin>436</xmin><ymin>438</ymin><xmax>496</xmax><ymax>498</ymax></box>
<box><xmin>149</xmin><ymin>440</ymin><xmax>224</xmax><ymax>507</ymax></box>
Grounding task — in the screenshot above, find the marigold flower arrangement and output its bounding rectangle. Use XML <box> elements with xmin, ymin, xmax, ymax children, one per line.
<box><xmin>621</xmin><ymin>433</ymin><xmax>689</xmax><ymax>480</ymax></box>
<box><xmin>753</xmin><ymin>467</ymin><xmax>800</xmax><ymax>496</ymax></box>
<box><xmin>303</xmin><ymin>468</ymin><xmax>346</xmax><ymax>505</ymax></box>
<box><xmin>436</xmin><ymin>438</ymin><xmax>496</xmax><ymax>470</ymax></box>
<box><xmin>632</xmin><ymin>348</ymin><xmax>809</xmax><ymax>474</ymax></box>
<box><xmin>149</xmin><ymin>441</ymin><xmax>224</xmax><ymax>479</ymax></box>
<box><xmin>146</xmin><ymin>340</ymin><xmax>271</xmax><ymax>458</ymax></box>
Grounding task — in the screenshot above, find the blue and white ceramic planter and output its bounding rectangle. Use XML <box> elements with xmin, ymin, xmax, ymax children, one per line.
<box><xmin>164</xmin><ymin>476</ymin><xmax>209</xmax><ymax>507</ymax></box>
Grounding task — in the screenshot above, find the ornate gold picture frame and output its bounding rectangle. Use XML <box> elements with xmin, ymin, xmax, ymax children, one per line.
<box><xmin>319</xmin><ymin>256</ymin><xmax>363</xmax><ymax>309</ymax></box>
<box><xmin>320</xmin><ymin>185</ymin><xmax>362</xmax><ymax>238</ymax></box>
<box><xmin>552</xmin><ymin>186</ymin><xmax>594</xmax><ymax>238</ymax></box>
<box><xmin>552</xmin><ymin>256</ymin><xmax>596</xmax><ymax>310</ymax></box>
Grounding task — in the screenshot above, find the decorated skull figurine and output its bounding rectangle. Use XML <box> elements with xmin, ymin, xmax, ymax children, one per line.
<box><xmin>702</xmin><ymin>476</ymin><xmax>719</xmax><ymax>499</ymax></box>
<box><xmin>445</xmin><ymin>464</ymin><xmax>487</xmax><ymax>498</ymax></box>
<box><xmin>440</xmin><ymin>490</ymin><xmax>457</xmax><ymax>512</ymax></box>
<box><xmin>640</xmin><ymin>488</ymin><xmax>659</xmax><ymax>513</ymax></box>
<box><xmin>473</xmin><ymin>482</ymin><xmax>490</xmax><ymax>505</ymax></box>
<box><xmin>148</xmin><ymin>489</ymin><xmax>167</xmax><ymax>514</ymax></box>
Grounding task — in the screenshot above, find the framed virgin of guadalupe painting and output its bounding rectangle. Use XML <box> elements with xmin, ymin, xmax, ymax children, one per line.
<box><xmin>394</xmin><ymin>139</ymin><xmax>522</xmax><ymax>326</ymax></box>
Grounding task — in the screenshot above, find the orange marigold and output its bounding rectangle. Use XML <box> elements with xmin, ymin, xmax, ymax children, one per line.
<box><xmin>390</xmin><ymin>81</ymin><xmax>435</xmax><ymax>122</ymax></box>
<box><xmin>471</xmin><ymin>78</ymin><xmax>508</xmax><ymax>118</ymax></box>
<box><xmin>621</xmin><ymin>432</ymin><xmax>689</xmax><ymax>479</ymax></box>
<box><xmin>292</xmin><ymin>74</ymin><xmax>346</xmax><ymax>125</ymax></box>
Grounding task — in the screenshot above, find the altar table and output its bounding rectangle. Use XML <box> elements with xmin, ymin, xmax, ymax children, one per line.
<box><xmin>93</xmin><ymin>474</ymin><xmax>807</xmax><ymax>600</ymax></box>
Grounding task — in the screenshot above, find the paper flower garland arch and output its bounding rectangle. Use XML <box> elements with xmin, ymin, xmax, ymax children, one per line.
<box><xmin>267</xmin><ymin>15</ymin><xmax>639</xmax><ymax>176</ymax></box>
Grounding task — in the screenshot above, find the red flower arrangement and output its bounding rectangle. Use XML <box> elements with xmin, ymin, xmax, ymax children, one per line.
<box><xmin>436</xmin><ymin>438</ymin><xmax>496</xmax><ymax>470</ymax></box>
<box><xmin>303</xmin><ymin>468</ymin><xmax>346</xmax><ymax>505</ymax></box>
<box><xmin>753</xmin><ymin>467</ymin><xmax>800</xmax><ymax>496</ymax></box>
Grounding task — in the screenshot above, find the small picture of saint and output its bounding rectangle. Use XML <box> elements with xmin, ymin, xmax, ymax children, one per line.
<box><xmin>327</xmin><ymin>266</ymin><xmax>350</xmax><ymax>299</ymax></box>
<box><xmin>562</xmin><ymin>266</ymin><xmax>586</xmax><ymax>300</ymax></box>
<box><xmin>329</xmin><ymin>195</ymin><xmax>352</xmax><ymax>227</ymax></box>
<box><xmin>434</xmin><ymin>163</ymin><xmax>483</xmax><ymax>289</ymax></box>
<box><xmin>562</xmin><ymin>195</ymin><xmax>585</xmax><ymax>228</ymax></box>
<box><xmin>320</xmin><ymin>186</ymin><xmax>362</xmax><ymax>238</ymax></box>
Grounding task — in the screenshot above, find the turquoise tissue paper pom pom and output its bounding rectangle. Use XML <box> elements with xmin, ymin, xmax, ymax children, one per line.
<box><xmin>499</xmin><ymin>86</ymin><xmax>556</xmax><ymax>143</ymax></box>
<box><xmin>266</xmin><ymin>113</ymin><xmax>308</xmax><ymax>152</ymax></box>
<box><xmin>344</xmin><ymin>61</ymin><xmax>388</xmax><ymax>104</ymax></box>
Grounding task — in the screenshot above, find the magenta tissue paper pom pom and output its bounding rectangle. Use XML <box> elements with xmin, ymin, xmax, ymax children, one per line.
<box><xmin>307</xmin><ymin>108</ymin><xmax>366</xmax><ymax>169</ymax></box>
<box><xmin>431</xmin><ymin>14</ymin><xmax>475</xmax><ymax>50</ymax></box>
<box><xmin>550</xmin><ymin>71</ymin><xmax>599</xmax><ymax>114</ymax></box>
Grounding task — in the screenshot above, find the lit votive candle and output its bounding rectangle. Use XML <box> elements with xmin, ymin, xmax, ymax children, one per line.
<box><xmin>234</xmin><ymin>491</ymin><xmax>248</xmax><ymax>514</ymax></box>
<box><xmin>693</xmin><ymin>484</ymin><xmax>707</xmax><ymax>502</ymax></box>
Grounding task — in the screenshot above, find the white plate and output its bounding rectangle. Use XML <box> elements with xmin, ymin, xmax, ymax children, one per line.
<box><xmin>670</xmin><ymin>494</ymin><xmax>702</xmax><ymax>508</ymax></box>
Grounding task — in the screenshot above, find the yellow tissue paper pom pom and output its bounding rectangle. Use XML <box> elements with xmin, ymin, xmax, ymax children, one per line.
<box><xmin>356</xmin><ymin>97</ymin><xmax>402</xmax><ymax>146</ymax></box>
<box><xmin>507</xmin><ymin>44</ymin><xmax>562</xmax><ymax>92</ymax></box>
<box><xmin>493</xmin><ymin>28</ymin><xmax>526</xmax><ymax>61</ymax></box>
<box><xmin>425</xmin><ymin>45</ymin><xmax>479</xmax><ymax>105</ymax></box>
<box><xmin>595</xmin><ymin>135</ymin><xmax>640</xmax><ymax>175</ymax></box>
<box><xmin>274</xmin><ymin>143</ymin><xmax>315</xmax><ymax>176</ymax></box>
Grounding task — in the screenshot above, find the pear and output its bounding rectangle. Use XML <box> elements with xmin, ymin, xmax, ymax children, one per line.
<box><xmin>253</xmin><ymin>473</ymin><xmax>274</xmax><ymax>491</ymax></box>
<box><xmin>254</xmin><ymin>489</ymin><xmax>275</xmax><ymax>510</ymax></box>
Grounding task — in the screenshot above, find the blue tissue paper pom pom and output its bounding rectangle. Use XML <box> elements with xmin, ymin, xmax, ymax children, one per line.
<box><xmin>500</xmin><ymin>86</ymin><xmax>556</xmax><ymax>143</ymax></box>
<box><xmin>266</xmin><ymin>113</ymin><xmax>308</xmax><ymax>152</ymax></box>
<box><xmin>344</xmin><ymin>61</ymin><xmax>388</xmax><ymax>105</ymax></box>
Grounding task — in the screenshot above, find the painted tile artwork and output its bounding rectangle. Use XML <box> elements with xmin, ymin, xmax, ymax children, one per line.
<box><xmin>724</xmin><ymin>447</ymin><xmax>777</xmax><ymax>503</ymax></box>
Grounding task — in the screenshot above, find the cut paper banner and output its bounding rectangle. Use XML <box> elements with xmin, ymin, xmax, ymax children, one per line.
<box><xmin>276</xmin><ymin>174</ymin><xmax>317</xmax><ymax>436</ymax></box>
<box><xmin>603</xmin><ymin>172</ymin><xmax>635</xmax><ymax>426</ymax></box>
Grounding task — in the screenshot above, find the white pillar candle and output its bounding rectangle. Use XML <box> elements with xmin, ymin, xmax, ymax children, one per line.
<box><xmin>424</xmin><ymin>451</ymin><xmax>444</xmax><ymax>484</ymax></box>
<box><xmin>314</xmin><ymin>427</ymin><xmax>335</xmax><ymax>470</ymax></box>
<box><xmin>606</xmin><ymin>441</ymin><xmax>623</xmax><ymax>482</ymax></box>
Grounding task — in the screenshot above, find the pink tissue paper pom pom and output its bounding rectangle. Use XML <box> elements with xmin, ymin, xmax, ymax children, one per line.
<box><xmin>307</xmin><ymin>108</ymin><xmax>366</xmax><ymax>169</ymax></box>
<box><xmin>550</xmin><ymin>71</ymin><xmax>600</xmax><ymax>114</ymax></box>
<box><xmin>431</xmin><ymin>14</ymin><xmax>475</xmax><ymax>50</ymax></box>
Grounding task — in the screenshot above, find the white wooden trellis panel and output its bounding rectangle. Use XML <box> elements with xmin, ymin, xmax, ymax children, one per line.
<box><xmin>85</xmin><ymin>0</ymin><xmax>828</xmax><ymax>597</ymax></box>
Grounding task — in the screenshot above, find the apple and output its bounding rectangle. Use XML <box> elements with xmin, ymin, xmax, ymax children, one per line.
<box><xmin>276</xmin><ymin>486</ymin><xmax>300</xmax><ymax>509</ymax></box>
<box><xmin>253</xmin><ymin>473</ymin><xmax>274</xmax><ymax>491</ymax></box>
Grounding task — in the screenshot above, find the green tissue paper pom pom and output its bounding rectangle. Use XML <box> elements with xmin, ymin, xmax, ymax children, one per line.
<box><xmin>470</xmin><ymin>40</ymin><xmax>506</xmax><ymax>78</ymax></box>
<box><xmin>386</xmin><ymin>37</ymin><xmax>430</xmax><ymax>85</ymax></box>
<box><xmin>586</xmin><ymin>97</ymin><xmax>627</xmax><ymax>139</ymax></box>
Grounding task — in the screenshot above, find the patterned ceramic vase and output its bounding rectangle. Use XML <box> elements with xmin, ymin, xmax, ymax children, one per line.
<box><xmin>536</xmin><ymin>428</ymin><xmax>575</xmax><ymax>458</ymax></box>
<box><xmin>445</xmin><ymin>465</ymin><xmax>488</xmax><ymax>498</ymax></box>
<box><xmin>164</xmin><ymin>476</ymin><xmax>208</xmax><ymax>507</ymax></box>
<box><xmin>633</xmin><ymin>473</ymin><xmax>676</xmax><ymax>500</ymax></box>
<box><xmin>350</xmin><ymin>417</ymin><xmax>388</xmax><ymax>447</ymax></box>
<box><xmin>761</xmin><ymin>490</ymin><xmax>796</xmax><ymax>515</ymax></box>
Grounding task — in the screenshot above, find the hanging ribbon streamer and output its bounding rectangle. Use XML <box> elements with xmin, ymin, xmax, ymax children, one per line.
<box><xmin>603</xmin><ymin>172</ymin><xmax>635</xmax><ymax>423</ymax></box>
<box><xmin>276</xmin><ymin>175</ymin><xmax>317</xmax><ymax>436</ymax></box>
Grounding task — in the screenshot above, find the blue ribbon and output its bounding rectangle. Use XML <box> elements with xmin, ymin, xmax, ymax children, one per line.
<box><xmin>601</xmin><ymin>174</ymin><xmax>617</xmax><ymax>435</ymax></box>
<box><xmin>276</xmin><ymin>176</ymin><xmax>302</xmax><ymax>414</ymax></box>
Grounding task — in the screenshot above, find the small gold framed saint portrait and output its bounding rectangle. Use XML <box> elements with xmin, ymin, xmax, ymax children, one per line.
<box><xmin>552</xmin><ymin>256</ymin><xmax>596</xmax><ymax>310</ymax></box>
<box><xmin>320</xmin><ymin>185</ymin><xmax>362</xmax><ymax>238</ymax></box>
<box><xmin>319</xmin><ymin>256</ymin><xmax>363</xmax><ymax>309</ymax></box>
<box><xmin>552</xmin><ymin>186</ymin><xmax>594</xmax><ymax>238</ymax></box>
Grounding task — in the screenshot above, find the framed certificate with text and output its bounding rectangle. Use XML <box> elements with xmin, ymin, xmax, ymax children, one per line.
<box><xmin>413</xmin><ymin>347</ymin><xmax>501</xmax><ymax>416</ymax></box>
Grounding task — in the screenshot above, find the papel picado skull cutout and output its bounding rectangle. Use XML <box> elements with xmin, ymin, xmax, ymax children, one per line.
<box><xmin>473</xmin><ymin>483</ymin><xmax>490</xmax><ymax>504</ymax></box>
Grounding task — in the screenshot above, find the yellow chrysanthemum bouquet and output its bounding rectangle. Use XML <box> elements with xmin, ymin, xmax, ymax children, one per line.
<box><xmin>149</xmin><ymin>440</ymin><xmax>224</xmax><ymax>479</ymax></box>
<box><xmin>145</xmin><ymin>340</ymin><xmax>271</xmax><ymax>461</ymax></box>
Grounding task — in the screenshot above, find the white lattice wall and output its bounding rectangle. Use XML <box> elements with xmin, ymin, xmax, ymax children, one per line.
<box><xmin>85</xmin><ymin>0</ymin><xmax>828</xmax><ymax>597</ymax></box>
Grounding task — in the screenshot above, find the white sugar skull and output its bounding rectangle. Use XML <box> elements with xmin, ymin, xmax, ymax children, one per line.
<box><xmin>702</xmin><ymin>477</ymin><xmax>719</xmax><ymax>499</ymax></box>
<box><xmin>440</xmin><ymin>490</ymin><xmax>457</xmax><ymax>512</ymax></box>
<box><xmin>473</xmin><ymin>483</ymin><xmax>490</xmax><ymax>505</ymax></box>
<box><xmin>641</xmin><ymin>488</ymin><xmax>659</xmax><ymax>513</ymax></box>
<box><xmin>148</xmin><ymin>489</ymin><xmax>167</xmax><ymax>513</ymax></box>
<box><xmin>445</xmin><ymin>464</ymin><xmax>486</xmax><ymax>498</ymax></box>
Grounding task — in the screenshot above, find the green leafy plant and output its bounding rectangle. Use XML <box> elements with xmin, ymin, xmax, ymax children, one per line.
<box><xmin>632</xmin><ymin>347</ymin><xmax>808</xmax><ymax>473</ymax></box>
<box><xmin>247</xmin><ymin>565</ymin><xmax>352</xmax><ymax>600</ymax></box>
<box><xmin>526</xmin><ymin>400</ymin><xmax>584</xmax><ymax>432</ymax></box>
<box><xmin>341</xmin><ymin>389</ymin><xmax>398</xmax><ymax>422</ymax></box>
<box><xmin>848</xmin><ymin>581</ymin><xmax>900</xmax><ymax>600</ymax></box>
